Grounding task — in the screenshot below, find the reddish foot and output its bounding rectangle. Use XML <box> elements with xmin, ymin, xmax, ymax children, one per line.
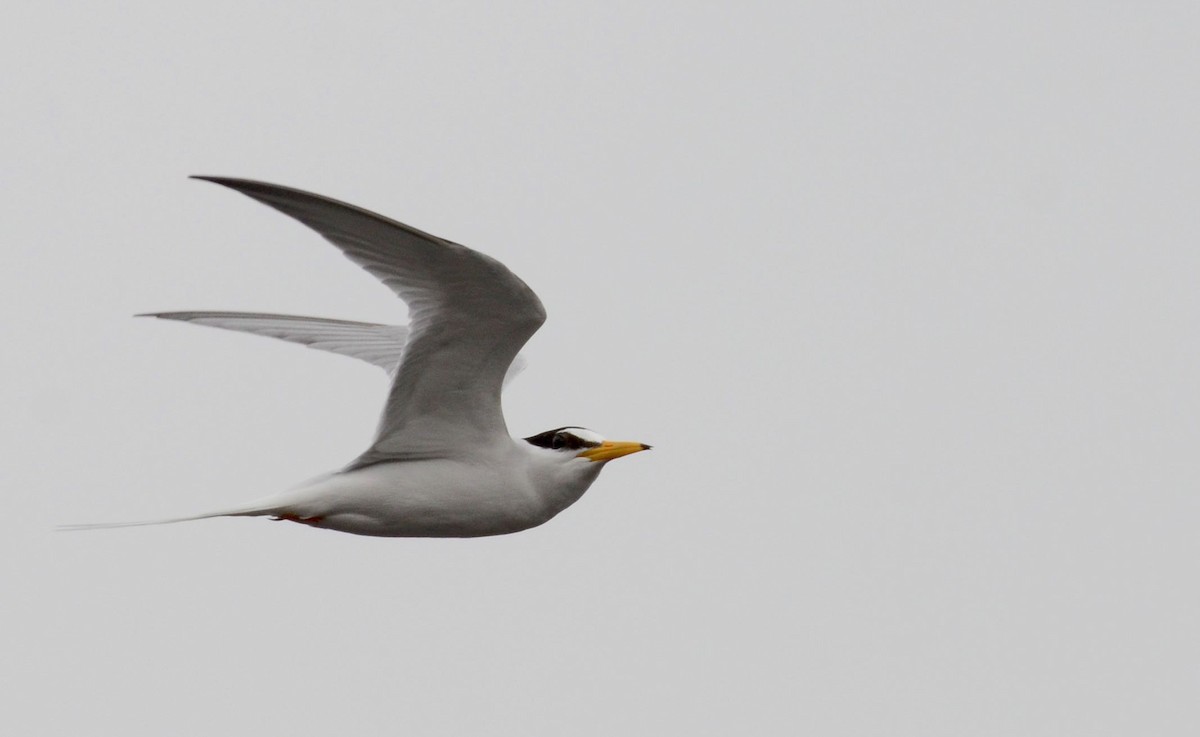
<box><xmin>271</xmin><ymin>513</ymin><xmax>325</xmax><ymax>527</ymax></box>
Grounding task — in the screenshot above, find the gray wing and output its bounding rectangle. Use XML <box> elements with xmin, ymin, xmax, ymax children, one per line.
<box><xmin>142</xmin><ymin>312</ymin><xmax>408</xmax><ymax>372</ymax></box>
<box><xmin>140</xmin><ymin>311</ymin><xmax>528</xmax><ymax>384</ymax></box>
<box><xmin>192</xmin><ymin>177</ymin><xmax>546</xmax><ymax>465</ymax></box>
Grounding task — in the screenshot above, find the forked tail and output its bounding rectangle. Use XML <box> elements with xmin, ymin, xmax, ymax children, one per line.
<box><xmin>58</xmin><ymin>505</ymin><xmax>274</xmax><ymax>532</ymax></box>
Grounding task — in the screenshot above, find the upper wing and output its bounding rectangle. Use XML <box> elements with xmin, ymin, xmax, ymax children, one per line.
<box><xmin>192</xmin><ymin>177</ymin><xmax>546</xmax><ymax>464</ymax></box>
<box><xmin>140</xmin><ymin>311</ymin><xmax>528</xmax><ymax>385</ymax></box>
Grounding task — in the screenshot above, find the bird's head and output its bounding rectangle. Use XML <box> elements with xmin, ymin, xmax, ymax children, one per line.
<box><xmin>523</xmin><ymin>427</ymin><xmax>651</xmax><ymax>464</ymax></box>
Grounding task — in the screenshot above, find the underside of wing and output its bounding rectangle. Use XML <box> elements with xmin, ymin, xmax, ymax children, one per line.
<box><xmin>142</xmin><ymin>311</ymin><xmax>408</xmax><ymax>373</ymax></box>
<box><xmin>141</xmin><ymin>311</ymin><xmax>529</xmax><ymax>385</ymax></box>
<box><xmin>192</xmin><ymin>177</ymin><xmax>546</xmax><ymax>464</ymax></box>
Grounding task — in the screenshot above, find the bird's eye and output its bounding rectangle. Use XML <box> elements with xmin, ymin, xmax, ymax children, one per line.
<box><xmin>523</xmin><ymin>427</ymin><xmax>599</xmax><ymax>451</ymax></box>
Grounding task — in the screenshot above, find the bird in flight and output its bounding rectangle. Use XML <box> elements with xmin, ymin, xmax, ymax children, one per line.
<box><xmin>70</xmin><ymin>177</ymin><xmax>650</xmax><ymax>537</ymax></box>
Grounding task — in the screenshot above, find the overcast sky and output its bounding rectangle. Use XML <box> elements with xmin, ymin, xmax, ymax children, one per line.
<box><xmin>3</xmin><ymin>2</ymin><xmax>1198</xmax><ymax>735</ymax></box>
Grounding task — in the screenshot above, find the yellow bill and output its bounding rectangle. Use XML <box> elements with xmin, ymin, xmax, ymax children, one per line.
<box><xmin>578</xmin><ymin>441</ymin><xmax>652</xmax><ymax>463</ymax></box>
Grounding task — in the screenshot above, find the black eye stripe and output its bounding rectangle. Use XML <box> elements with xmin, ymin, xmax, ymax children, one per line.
<box><xmin>524</xmin><ymin>428</ymin><xmax>568</xmax><ymax>449</ymax></box>
<box><xmin>524</xmin><ymin>427</ymin><xmax>599</xmax><ymax>451</ymax></box>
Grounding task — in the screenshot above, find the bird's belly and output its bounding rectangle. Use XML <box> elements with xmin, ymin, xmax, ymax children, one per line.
<box><xmin>284</xmin><ymin>461</ymin><xmax>558</xmax><ymax>538</ymax></box>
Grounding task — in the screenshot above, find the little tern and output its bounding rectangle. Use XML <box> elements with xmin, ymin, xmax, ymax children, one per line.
<box><xmin>70</xmin><ymin>177</ymin><xmax>650</xmax><ymax>537</ymax></box>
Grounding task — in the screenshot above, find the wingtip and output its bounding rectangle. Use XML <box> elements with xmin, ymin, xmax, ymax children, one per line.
<box><xmin>188</xmin><ymin>175</ymin><xmax>295</xmax><ymax>199</ymax></box>
<box><xmin>134</xmin><ymin>312</ymin><xmax>197</xmax><ymax>322</ymax></box>
<box><xmin>190</xmin><ymin>174</ymin><xmax>238</xmax><ymax>186</ymax></box>
<box><xmin>191</xmin><ymin>175</ymin><xmax>268</xmax><ymax>189</ymax></box>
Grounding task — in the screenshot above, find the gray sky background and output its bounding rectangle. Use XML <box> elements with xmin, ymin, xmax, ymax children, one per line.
<box><xmin>3</xmin><ymin>2</ymin><xmax>1198</xmax><ymax>734</ymax></box>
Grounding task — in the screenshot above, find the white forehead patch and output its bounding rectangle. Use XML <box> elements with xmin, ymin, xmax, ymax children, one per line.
<box><xmin>563</xmin><ymin>427</ymin><xmax>606</xmax><ymax>444</ymax></box>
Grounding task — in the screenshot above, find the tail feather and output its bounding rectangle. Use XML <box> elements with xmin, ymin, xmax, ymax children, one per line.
<box><xmin>58</xmin><ymin>506</ymin><xmax>272</xmax><ymax>532</ymax></box>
